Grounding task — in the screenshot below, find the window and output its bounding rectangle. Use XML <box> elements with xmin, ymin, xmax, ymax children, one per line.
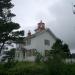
<box><xmin>26</xmin><ymin>50</ymin><xmax>31</xmax><ymax>56</ymax></box>
<box><xmin>31</xmin><ymin>49</ymin><xmax>37</xmax><ymax>56</ymax></box>
<box><xmin>22</xmin><ymin>50</ymin><xmax>25</xmax><ymax>58</ymax></box>
<box><xmin>26</xmin><ymin>39</ymin><xmax>31</xmax><ymax>45</ymax></box>
<box><xmin>17</xmin><ymin>53</ymin><xmax>20</xmax><ymax>58</ymax></box>
<box><xmin>26</xmin><ymin>49</ymin><xmax>37</xmax><ymax>56</ymax></box>
<box><xmin>45</xmin><ymin>50</ymin><xmax>49</xmax><ymax>56</ymax></box>
<box><xmin>44</xmin><ymin>40</ymin><xmax>50</xmax><ymax>46</ymax></box>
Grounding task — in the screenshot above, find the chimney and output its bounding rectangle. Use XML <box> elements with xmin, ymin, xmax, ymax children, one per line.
<box><xmin>28</xmin><ymin>30</ymin><xmax>31</xmax><ymax>36</ymax></box>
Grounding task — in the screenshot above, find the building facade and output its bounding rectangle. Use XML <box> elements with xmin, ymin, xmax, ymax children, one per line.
<box><xmin>15</xmin><ymin>21</ymin><xmax>57</xmax><ymax>61</ymax></box>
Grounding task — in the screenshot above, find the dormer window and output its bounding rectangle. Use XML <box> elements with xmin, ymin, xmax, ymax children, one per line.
<box><xmin>44</xmin><ymin>40</ymin><xmax>50</xmax><ymax>46</ymax></box>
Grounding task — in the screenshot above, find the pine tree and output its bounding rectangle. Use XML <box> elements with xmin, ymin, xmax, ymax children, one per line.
<box><xmin>50</xmin><ymin>39</ymin><xmax>71</xmax><ymax>59</ymax></box>
<box><xmin>0</xmin><ymin>0</ymin><xmax>24</xmax><ymax>54</ymax></box>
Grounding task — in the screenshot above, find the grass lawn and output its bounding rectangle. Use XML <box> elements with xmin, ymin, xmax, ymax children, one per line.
<box><xmin>0</xmin><ymin>61</ymin><xmax>75</xmax><ymax>75</ymax></box>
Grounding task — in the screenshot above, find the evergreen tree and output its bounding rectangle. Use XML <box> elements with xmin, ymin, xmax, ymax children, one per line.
<box><xmin>0</xmin><ymin>0</ymin><xmax>24</xmax><ymax>54</ymax></box>
<box><xmin>50</xmin><ymin>39</ymin><xmax>71</xmax><ymax>59</ymax></box>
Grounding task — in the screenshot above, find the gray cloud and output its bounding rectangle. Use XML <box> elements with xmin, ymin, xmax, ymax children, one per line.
<box><xmin>48</xmin><ymin>0</ymin><xmax>75</xmax><ymax>52</ymax></box>
<box><xmin>12</xmin><ymin>0</ymin><xmax>75</xmax><ymax>53</ymax></box>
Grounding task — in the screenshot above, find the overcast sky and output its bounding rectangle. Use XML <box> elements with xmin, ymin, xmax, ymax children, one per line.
<box><xmin>12</xmin><ymin>0</ymin><xmax>75</xmax><ymax>53</ymax></box>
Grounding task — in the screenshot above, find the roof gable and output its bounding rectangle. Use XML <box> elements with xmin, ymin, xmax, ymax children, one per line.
<box><xmin>25</xmin><ymin>28</ymin><xmax>58</xmax><ymax>40</ymax></box>
<box><xmin>46</xmin><ymin>28</ymin><xmax>57</xmax><ymax>40</ymax></box>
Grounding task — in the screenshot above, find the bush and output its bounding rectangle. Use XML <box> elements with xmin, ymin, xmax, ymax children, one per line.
<box><xmin>35</xmin><ymin>52</ymin><xmax>43</xmax><ymax>63</ymax></box>
<box><xmin>0</xmin><ymin>62</ymin><xmax>75</xmax><ymax>75</ymax></box>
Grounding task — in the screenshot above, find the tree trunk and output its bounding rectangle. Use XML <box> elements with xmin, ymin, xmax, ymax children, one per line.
<box><xmin>0</xmin><ymin>42</ymin><xmax>5</xmax><ymax>55</ymax></box>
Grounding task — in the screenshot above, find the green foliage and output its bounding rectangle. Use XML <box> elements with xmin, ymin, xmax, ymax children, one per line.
<box><xmin>0</xmin><ymin>0</ymin><xmax>24</xmax><ymax>53</ymax></box>
<box><xmin>7</xmin><ymin>48</ymin><xmax>16</xmax><ymax>62</ymax></box>
<box><xmin>1</xmin><ymin>48</ymin><xmax>16</xmax><ymax>62</ymax></box>
<box><xmin>35</xmin><ymin>52</ymin><xmax>43</xmax><ymax>63</ymax></box>
<box><xmin>44</xmin><ymin>39</ymin><xmax>71</xmax><ymax>75</ymax></box>
<box><xmin>50</xmin><ymin>39</ymin><xmax>71</xmax><ymax>59</ymax></box>
<box><xmin>0</xmin><ymin>62</ymin><xmax>47</xmax><ymax>75</ymax></box>
<box><xmin>0</xmin><ymin>62</ymin><xmax>75</xmax><ymax>75</ymax></box>
<box><xmin>62</xmin><ymin>43</ymin><xmax>71</xmax><ymax>58</ymax></box>
<box><xmin>12</xmin><ymin>30</ymin><xmax>24</xmax><ymax>37</ymax></box>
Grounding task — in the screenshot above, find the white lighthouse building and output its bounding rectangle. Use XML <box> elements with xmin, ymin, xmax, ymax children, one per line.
<box><xmin>15</xmin><ymin>21</ymin><xmax>57</xmax><ymax>61</ymax></box>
